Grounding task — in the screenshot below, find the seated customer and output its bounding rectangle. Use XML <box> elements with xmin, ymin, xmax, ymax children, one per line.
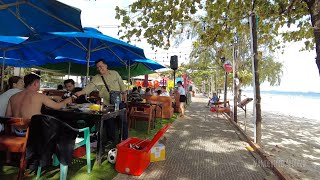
<box><xmin>6</xmin><ymin>73</ymin><xmax>73</xmax><ymax>120</ymax></box>
<box><xmin>155</xmin><ymin>89</ymin><xmax>161</xmax><ymax>96</ymax></box>
<box><xmin>128</xmin><ymin>87</ymin><xmax>143</xmax><ymax>102</ymax></box>
<box><xmin>62</xmin><ymin>79</ymin><xmax>87</xmax><ymax>104</ymax></box>
<box><xmin>207</xmin><ymin>92</ymin><xmax>219</xmax><ymax>106</ymax></box>
<box><xmin>137</xmin><ymin>86</ymin><xmax>145</xmax><ymax>95</ymax></box>
<box><xmin>160</xmin><ymin>86</ymin><xmax>170</xmax><ymax>96</ymax></box>
<box><xmin>0</xmin><ymin>76</ymin><xmax>24</xmax><ymax>116</ymax></box>
<box><xmin>57</xmin><ymin>84</ymin><xmax>63</xmax><ymax>90</ymax></box>
<box><xmin>0</xmin><ymin>76</ymin><xmax>24</xmax><ymax>132</ymax></box>
<box><xmin>145</xmin><ymin>88</ymin><xmax>152</xmax><ymax>96</ymax></box>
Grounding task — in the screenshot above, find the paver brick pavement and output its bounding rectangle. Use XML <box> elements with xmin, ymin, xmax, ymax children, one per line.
<box><xmin>114</xmin><ymin>95</ymin><xmax>277</xmax><ymax>180</ymax></box>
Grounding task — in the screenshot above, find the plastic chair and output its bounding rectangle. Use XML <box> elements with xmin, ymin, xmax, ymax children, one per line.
<box><xmin>0</xmin><ymin>117</ymin><xmax>30</xmax><ymax>180</ymax></box>
<box><xmin>35</xmin><ymin>122</ymin><xmax>91</xmax><ymax>180</ymax></box>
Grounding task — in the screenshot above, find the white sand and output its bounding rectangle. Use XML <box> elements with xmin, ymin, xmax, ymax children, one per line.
<box><xmin>231</xmin><ymin>93</ymin><xmax>320</xmax><ymax>180</ymax></box>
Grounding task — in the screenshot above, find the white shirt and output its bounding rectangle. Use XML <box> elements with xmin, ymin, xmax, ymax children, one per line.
<box><xmin>178</xmin><ymin>86</ymin><xmax>186</xmax><ymax>95</ymax></box>
<box><xmin>139</xmin><ymin>89</ymin><xmax>145</xmax><ymax>95</ymax></box>
<box><xmin>160</xmin><ymin>91</ymin><xmax>170</xmax><ymax>96</ymax></box>
<box><xmin>0</xmin><ymin>88</ymin><xmax>22</xmax><ymax>116</ymax></box>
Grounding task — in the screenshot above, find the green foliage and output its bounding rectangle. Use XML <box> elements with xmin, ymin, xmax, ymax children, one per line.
<box><xmin>116</xmin><ymin>0</ymin><xmax>315</xmax><ymax>50</ymax></box>
<box><xmin>115</xmin><ymin>0</ymin><xmax>319</xmax><ymax>75</ymax></box>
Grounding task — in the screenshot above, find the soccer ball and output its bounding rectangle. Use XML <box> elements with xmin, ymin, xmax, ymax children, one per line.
<box><xmin>107</xmin><ymin>148</ymin><xmax>117</xmax><ymax>164</ymax></box>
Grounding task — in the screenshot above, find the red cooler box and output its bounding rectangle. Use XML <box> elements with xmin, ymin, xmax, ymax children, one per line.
<box><xmin>115</xmin><ymin>124</ymin><xmax>171</xmax><ymax>176</ymax></box>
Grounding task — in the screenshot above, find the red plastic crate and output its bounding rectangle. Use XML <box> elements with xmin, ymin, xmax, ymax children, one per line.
<box><xmin>115</xmin><ymin>124</ymin><xmax>171</xmax><ymax>176</ymax></box>
<box><xmin>72</xmin><ymin>146</ymin><xmax>86</xmax><ymax>158</ymax></box>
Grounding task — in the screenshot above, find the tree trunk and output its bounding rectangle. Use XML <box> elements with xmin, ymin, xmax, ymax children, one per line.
<box><xmin>250</xmin><ymin>12</ymin><xmax>262</xmax><ymax>145</ymax></box>
<box><xmin>307</xmin><ymin>0</ymin><xmax>320</xmax><ymax>75</ymax></box>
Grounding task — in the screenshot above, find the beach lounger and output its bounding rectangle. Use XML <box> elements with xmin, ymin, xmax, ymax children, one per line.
<box><xmin>237</xmin><ymin>97</ymin><xmax>253</xmax><ymax>118</ymax></box>
<box><xmin>210</xmin><ymin>101</ymin><xmax>232</xmax><ymax>118</ymax></box>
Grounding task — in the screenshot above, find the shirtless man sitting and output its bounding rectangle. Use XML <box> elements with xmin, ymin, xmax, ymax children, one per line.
<box><xmin>6</xmin><ymin>73</ymin><xmax>73</xmax><ymax>120</ymax></box>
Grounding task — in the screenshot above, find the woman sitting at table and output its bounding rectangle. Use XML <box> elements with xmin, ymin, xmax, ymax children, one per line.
<box><xmin>160</xmin><ymin>86</ymin><xmax>170</xmax><ymax>96</ymax></box>
<box><xmin>145</xmin><ymin>88</ymin><xmax>152</xmax><ymax>96</ymax></box>
<box><xmin>0</xmin><ymin>76</ymin><xmax>24</xmax><ymax>132</ymax></box>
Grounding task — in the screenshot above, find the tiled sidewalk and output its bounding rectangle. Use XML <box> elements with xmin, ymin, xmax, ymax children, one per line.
<box><xmin>114</xmin><ymin>96</ymin><xmax>277</xmax><ymax>180</ymax></box>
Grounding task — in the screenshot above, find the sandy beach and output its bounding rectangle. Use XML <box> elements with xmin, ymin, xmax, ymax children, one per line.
<box><xmin>230</xmin><ymin>92</ymin><xmax>320</xmax><ymax>180</ymax></box>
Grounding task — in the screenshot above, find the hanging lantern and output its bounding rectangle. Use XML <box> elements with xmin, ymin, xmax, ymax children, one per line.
<box><xmin>154</xmin><ymin>80</ymin><xmax>159</xmax><ymax>88</ymax></box>
<box><xmin>136</xmin><ymin>80</ymin><xmax>142</xmax><ymax>87</ymax></box>
<box><xmin>148</xmin><ymin>81</ymin><xmax>153</xmax><ymax>87</ymax></box>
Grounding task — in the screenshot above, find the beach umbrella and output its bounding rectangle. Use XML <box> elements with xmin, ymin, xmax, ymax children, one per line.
<box><xmin>34</xmin><ymin>57</ymin><xmax>165</xmax><ymax>79</ymax></box>
<box><xmin>22</xmin><ymin>27</ymin><xmax>147</xmax><ymax>84</ymax></box>
<box><xmin>0</xmin><ymin>0</ymin><xmax>83</xmax><ymax>36</ymax></box>
<box><xmin>0</xmin><ymin>36</ymin><xmax>48</xmax><ymax>89</ymax></box>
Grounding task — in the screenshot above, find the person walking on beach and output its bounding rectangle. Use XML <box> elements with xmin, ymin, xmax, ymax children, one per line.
<box><xmin>177</xmin><ymin>81</ymin><xmax>186</xmax><ymax>118</ymax></box>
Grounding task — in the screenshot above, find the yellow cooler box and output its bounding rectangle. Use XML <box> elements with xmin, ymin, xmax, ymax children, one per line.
<box><xmin>150</xmin><ymin>143</ymin><xmax>165</xmax><ymax>162</ymax></box>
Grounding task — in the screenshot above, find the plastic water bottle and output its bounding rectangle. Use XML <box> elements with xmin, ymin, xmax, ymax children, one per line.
<box><xmin>115</xmin><ymin>96</ymin><xmax>120</xmax><ymax>111</ymax></box>
<box><xmin>100</xmin><ymin>98</ymin><xmax>104</xmax><ymax>113</ymax></box>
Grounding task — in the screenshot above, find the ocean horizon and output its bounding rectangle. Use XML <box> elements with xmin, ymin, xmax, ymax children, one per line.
<box><xmin>229</xmin><ymin>89</ymin><xmax>320</xmax><ymax>120</ymax></box>
<box><xmin>243</xmin><ymin>89</ymin><xmax>320</xmax><ymax>99</ymax></box>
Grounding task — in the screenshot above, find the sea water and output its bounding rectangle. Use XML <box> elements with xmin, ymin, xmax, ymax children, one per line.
<box><xmin>232</xmin><ymin>90</ymin><xmax>320</xmax><ymax>120</ymax></box>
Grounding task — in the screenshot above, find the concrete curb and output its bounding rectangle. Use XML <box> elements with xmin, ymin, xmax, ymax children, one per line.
<box><xmin>223</xmin><ymin>113</ymin><xmax>291</xmax><ymax>180</ymax></box>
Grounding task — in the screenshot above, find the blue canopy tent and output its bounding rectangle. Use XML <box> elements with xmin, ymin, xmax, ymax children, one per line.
<box><xmin>23</xmin><ymin>27</ymin><xmax>148</xmax><ymax>85</ymax></box>
<box><xmin>35</xmin><ymin>57</ymin><xmax>166</xmax><ymax>80</ymax></box>
<box><xmin>0</xmin><ymin>0</ymin><xmax>83</xmax><ymax>36</ymax></box>
<box><xmin>0</xmin><ymin>36</ymin><xmax>53</xmax><ymax>89</ymax></box>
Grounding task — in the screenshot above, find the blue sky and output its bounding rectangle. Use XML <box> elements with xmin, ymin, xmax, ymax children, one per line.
<box><xmin>60</xmin><ymin>0</ymin><xmax>320</xmax><ymax>92</ymax></box>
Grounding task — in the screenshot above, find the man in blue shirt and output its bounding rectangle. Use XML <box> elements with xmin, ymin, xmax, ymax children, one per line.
<box><xmin>207</xmin><ymin>92</ymin><xmax>219</xmax><ymax>106</ymax></box>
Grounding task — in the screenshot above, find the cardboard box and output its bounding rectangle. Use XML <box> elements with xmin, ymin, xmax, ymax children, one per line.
<box><xmin>150</xmin><ymin>143</ymin><xmax>165</xmax><ymax>162</ymax></box>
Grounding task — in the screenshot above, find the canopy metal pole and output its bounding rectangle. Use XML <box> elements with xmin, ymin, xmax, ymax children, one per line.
<box><xmin>86</xmin><ymin>39</ymin><xmax>92</xmax><ymax>86</ymax></box>
<box><xmin>128</xmin><ymin>60</ymin><xmax>131</xmax><ymax>90</ymax></box>
<box><xmin>1</xmin><ymin>50</ymin><xmax>6</xmax><ymax>91</ymax></box>
<box><xmin>68</xmin><ymin>62</ymin><xmax>71</xmax><ymax>79</ymax></box>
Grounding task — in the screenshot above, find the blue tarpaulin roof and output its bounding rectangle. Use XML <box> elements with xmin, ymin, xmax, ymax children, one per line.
<box><xmin>0</xmin><ymin>36</ymin><xmax>49</xmax><ymax>67</ymax></box>
<box><xmin>0</xmin><ymin>0</ymin><xmax>83</xmax><ymax>36</ymax></box>
<box><xmin>22</xmin><ymin>27</ymin><xmax>147</xmax><ymax>68</ymax></box>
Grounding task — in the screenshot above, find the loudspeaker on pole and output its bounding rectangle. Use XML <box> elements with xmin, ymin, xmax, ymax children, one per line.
<box><xmin>170</xmin><ymin>55</ymin><xmax>178</xmax><ymax>70</ymax></box>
